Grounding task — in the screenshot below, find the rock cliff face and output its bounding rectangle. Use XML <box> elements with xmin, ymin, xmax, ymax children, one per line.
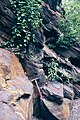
<box><xmin>0</xmin><ymin>0</ymin><xmax>15</xmax><ymax>40</ymax></box>
<box><xmin>0</xmin><ymin>0</ymin><xmax>80</xmax><ymax>120</ymax></box>
<box><xmin>0</xmin><ymin>48</ymin><xmax>33</xmax><ymax>120</ymax></box>
<box><xmin>0</xmin><ymin>0</ymin><xmax>80</xmax><ymax>83</ymax></box>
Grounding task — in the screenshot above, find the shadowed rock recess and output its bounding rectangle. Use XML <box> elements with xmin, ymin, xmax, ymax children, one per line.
<box><xmin>0</xmin><ymin>0</ymin><xmax>80</xmax><ymax>120</ymax></box>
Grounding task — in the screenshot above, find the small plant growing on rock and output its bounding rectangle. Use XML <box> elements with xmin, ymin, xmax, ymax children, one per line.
<box><xmin>48</xmin><ymin>58</ymin><xmax>58</xmax><ymax>81</ymax></box>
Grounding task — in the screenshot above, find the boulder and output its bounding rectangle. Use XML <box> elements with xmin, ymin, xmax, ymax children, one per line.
<box><xmin>41</xmin><ymin>97</ymin><xmax>80</xmax><ymax>120</ymax></box>
<box><xmin>73</xmin><ymin>84</ymin><xmax>80</xmax><ymax>98</ymax></box>
<box><xmin>0</xmin><ymin>48</ymin><xmax>33</xmax><ymax>120</ymax></box>
<box><xmin>41</xmin><ymin>81</ymin><xmax>63</xmax><ymax>104</ymax></box>
<box><xmin>41</xmin><ymin>98</ymin><xmax>70</xmax><ymax>120</ymax></box>
<box><xmin>0</xmin><ymin>48</ymin><xmax>25</xmax><ymax>82</ymax></box>
<box><xmin>63</xmin><ymin>84</ymin><xmax>74</xmax><ymax>100</ymax></box>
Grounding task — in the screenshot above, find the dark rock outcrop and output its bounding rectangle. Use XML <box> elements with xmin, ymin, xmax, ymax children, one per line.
<box><xmin>63</xmin><ymin>84</ymin><xmax>74</xmax><ymax>100</ymax></box>
<box><xmin>41</xmin><ymin>98</ymin><xmax>70</xmax><ymax>120</ymax></box>
<box><xmin>41</xmin><ymin>81</ymin><xmax>63</xmax><ymax>104</ymax></box>
<box><xmin>73</xmin><ymin>84</ymin><xmax>80</xmax><ymax>98</ymax></box>
<box><xmin>41</xmin><ymin>97</ymin><xmax>80</xmax><ymax>120</ymax></box>
<box><xmin>0</xmin><ymin>0</ymin><xmax>15</xmax><ymax>40</ymax></box>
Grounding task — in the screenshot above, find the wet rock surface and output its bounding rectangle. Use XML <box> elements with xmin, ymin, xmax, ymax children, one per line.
<box><xmin>0</xmin><ymin>48</ymin><xmax>33</xmax><ymax>120</ymax></box>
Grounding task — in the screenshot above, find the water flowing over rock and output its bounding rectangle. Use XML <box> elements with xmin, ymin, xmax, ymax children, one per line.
<box><xmin>0</xmin><ymin>48</ymin><xmax>33</xmax><ymax>120</ymax></box>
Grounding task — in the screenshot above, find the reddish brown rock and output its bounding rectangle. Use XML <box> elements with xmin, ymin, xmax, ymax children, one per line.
<box><xmin>0</xmin><ymin>48</ymin><xmax>25</xmax><ymax>80</ymax></box>
<box><xmin>0</xmin><ymin>48</ymin><xmax>33</xmax><ymax>120</ymax></box>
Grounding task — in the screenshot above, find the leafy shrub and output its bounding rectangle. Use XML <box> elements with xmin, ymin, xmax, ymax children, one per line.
<box><xmin>57</xmin><ymin>0</ymin><xmax>80</xmax><ymax>47</ymax></box>
<box><xmin>5</xmin><ymin>0</ymin><xmax>42</xmax><ymax>54</ymax></box>
<box><xmin>57</xmin><ymin>19</ymin><xmax>76</xmax><ymax>47</ymax></box>
<box><xmin>48</xmin><ymin>59</ymin><xmax>58</xmax><ymax>81</ymax></box>
<box><xmin>63</xmin><ymin>0</ymin><xmax>80</xmax><ymax>40</ymax></box>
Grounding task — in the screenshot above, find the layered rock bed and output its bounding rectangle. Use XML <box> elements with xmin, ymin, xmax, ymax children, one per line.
<box><xmin>0</xmin><ymin>0</ymin><xmax>80</xmax><ymax>120</ymax></box>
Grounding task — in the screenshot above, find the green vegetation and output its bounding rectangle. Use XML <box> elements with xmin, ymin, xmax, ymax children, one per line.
<box><xmin>5</xmin><ymin>0</ymin><xmax>42</xmax><ymax>54</ymax></box>
<box><xmin>4</xmin><ymin>0</ymin><xmax>79</xmax><ymax>51</ymax></box>
<box><xmin>48</xmin><ymin>59</ymin><xmax>58</xmax><ymax>81</ymax></box>
<box><xmin>57</xmin><ymin>0</ymin><xmax>80</xmax><ymax>47</ymax></box>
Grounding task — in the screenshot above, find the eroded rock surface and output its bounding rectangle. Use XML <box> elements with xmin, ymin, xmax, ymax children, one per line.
<box><xmin>69</xmin><ymin>99</ymin><xmax>80</xmax><ymax>120</ymax></box>
<box><xmin>73</xmin><ymin>84</ymin><xmax>80</xmax><ymax>98</ymax></box>
<box><xmin>63</xmin><ymin>84</ymin><xmax>74</xmax><ymax>100</ymax></box>
<box><xmin>0</xmin><ymin>0</ymin><xmax>80</xmax><ymax>120</ymax></box>
<box><xmin>41</xmin><ymin>98</ymin><xmax>70</xmax><ymax>120</ymax></box>
<box><xmin>0</xmin><ymin>48</ymin><xmax>33</xmax><ymax>120</ymax></box>
<box><xmin>41</xmin><ymin>81</ymin><xmax>63</xmax><ymax>104</ymax></box>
